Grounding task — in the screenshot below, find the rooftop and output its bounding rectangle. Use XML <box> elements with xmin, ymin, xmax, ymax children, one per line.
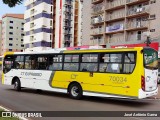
<box><xmin>2</xmin><ymin>14</ymin><xmax>24</xmax><ymax>19</ymax></box>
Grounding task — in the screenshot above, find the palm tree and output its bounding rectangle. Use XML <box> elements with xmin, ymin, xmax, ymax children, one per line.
<box><xmin>2</xmin><ymin>0</ymin><xmax>23</xmax><ymax>7</ymax></box>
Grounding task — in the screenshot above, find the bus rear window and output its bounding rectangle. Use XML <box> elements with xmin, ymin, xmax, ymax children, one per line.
<box><xmin>144</xmin><ymin>48</ymin><xmax>158</xmax><ymax>69</ymax></box>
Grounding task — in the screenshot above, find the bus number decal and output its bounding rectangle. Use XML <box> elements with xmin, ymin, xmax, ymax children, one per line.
<box><xmin>109</xmin><ymin>76</ymin><xmax>127</xmax><ymax>84</ymax></box>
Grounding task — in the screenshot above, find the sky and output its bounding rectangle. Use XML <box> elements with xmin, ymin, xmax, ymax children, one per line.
<box><xmin>0</xmin><ymin>1</ymin><xmax>26</xmax><ymax>19</ymax></box>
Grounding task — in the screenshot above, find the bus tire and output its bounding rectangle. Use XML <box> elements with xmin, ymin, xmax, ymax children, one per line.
<box><xmin>14</xmin><ymin>78</ymin><xmax>21</xmax><ymax>91</ymax></box>
<box><xmin>68</xmin><ymin>83</ymin><xmax>83</xmax><ymax>100</ymax></box>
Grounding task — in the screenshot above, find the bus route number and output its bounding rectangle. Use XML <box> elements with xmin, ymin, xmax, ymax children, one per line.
<box><xmin>109</xmin><ymin>76</ymin><xmax>127</xmax><ymax>84</ymax></box>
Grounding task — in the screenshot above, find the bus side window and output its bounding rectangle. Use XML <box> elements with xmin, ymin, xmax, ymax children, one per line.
<box><xmin>123</xmin><ymin>53</ymin><xmax>136</xmax><ymax>73</ymax></box>
<box><xmin>48</xmin><ymin>55</ymin><xmax>63</xmax><ymax>71</ymax></box>
<box><xmin>15</xmin><ymin>56</ymin><xmax>24</xmax><ymax>69</ymax></box>
<box><xmin>37</xmin><ymin>56</ymin><xmax>48</xmax><ymax>70</ymax></box>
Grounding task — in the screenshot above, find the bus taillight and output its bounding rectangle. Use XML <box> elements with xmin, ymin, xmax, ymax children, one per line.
<box><xmin>141</xmin><ymin>76</ymin><xmax>145</xmax><ymax>91</ymax></box>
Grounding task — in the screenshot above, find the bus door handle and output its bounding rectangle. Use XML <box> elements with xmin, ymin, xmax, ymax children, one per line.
<box><xmin>89</xmin><ymin>72</ymin><xmax>93</xmax><ymax>77</ymax></box>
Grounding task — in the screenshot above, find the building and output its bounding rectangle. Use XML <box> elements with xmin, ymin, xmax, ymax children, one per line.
<box><xmin>0</xmin><ymin>14</ymin><xmax>25</xmax><ymax>55</ymax></box>
<box><xmin>90</xmin><ymin>0</ymin><xmax>160</xmax><ymax>47</ymax></box>
<box><xmin>81</xmin><ymin>0</ymin><xmax>92</xmax><ymax>45</ymax></box>
<box><xmin>24</xmin><ymin>0</ymin><xmax>83</xmax><ymax>52</ymax></box>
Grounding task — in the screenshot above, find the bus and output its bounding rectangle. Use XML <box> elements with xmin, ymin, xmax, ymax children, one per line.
<box><xmin>2</xmin><ymin>47</ymin><xmax>158</xmax><ymax>99</ymax></box>
<box><xmin>0</xmin><ymin>56</ymin><xmax>3</xmax><ymax>71</ymax></box>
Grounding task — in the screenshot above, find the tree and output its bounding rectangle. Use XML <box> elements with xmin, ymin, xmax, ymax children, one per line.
<box><xmin>2</xmin><ymin>0</ymin><xmax>23</xmax><ymax>7</ymax></box>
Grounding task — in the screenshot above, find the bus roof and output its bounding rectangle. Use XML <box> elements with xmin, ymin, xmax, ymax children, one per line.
<box><xmin>3</xmin><ymin>47</ymin><xmax>146</xmax><ymax>55</ymax></box>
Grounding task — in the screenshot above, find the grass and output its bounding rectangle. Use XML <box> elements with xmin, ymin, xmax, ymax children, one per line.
<box><xmin>0</xmin><ymin>108</ymin><xmax>19</xmax><ymax>120</ymax></box>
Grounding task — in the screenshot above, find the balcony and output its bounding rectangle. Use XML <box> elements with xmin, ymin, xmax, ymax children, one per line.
<box><xmin>127</xmin><ymin>6</ymin><xmax>150</xmax><ymax>18</ymax></box>
<box><xmin>30</xmin><ymin>16</ymin><xmax>34</xmax><ymax>21</ymax></box>
<box><xmin>64</xmin><ymin>1</ymin><xmax>73</xmax><ymax>6</ymax></box>
<box><xmin>106</xmin><ymin>10</ymin><xmax>125</xmax><ymax>22</ymax></box>
<box><xmin>92</xmin><ymin>37</ymin><xmax>105</xmax><ymax>45</ymax></box>
<box><xmin>92</xmin><ymin>0</ymin><xmax>104</xmax><ymax>4</ymax></box>
<box><xmin>126</xmin><ymin>0</ymin><xmax>150</xmax><ymax>6</ymax></box>
<box><xmin>64</xmin><ymin>15</ymin><xmax>72</xmax><ymax>21</ymax></box>
<box><xmin>64</xmin><ymin>7</ymin><xmax>72</xmax><ymax>13</ymax></box>
<box><xmin>105</xmin><ymin>0</ymin><xmax>126</xmax><ymax>11</ymax></box>
<box><xmin>127</xmin><ymin>34</ymin><xmax>143</xmax><ymax>41</ymax></box>
<box><xmin>64</xmin><ymin>30</ymin><xmax>72</xmax><ymax>35</ymax></box>
<box><xmin>91</xmin><ymin>15</ymin><xmax>104</xmax><ymax>25</ymax></box>
<box><xmin>92</xmin><ymin>3</ymin><xmax>105</xmax><ymax>15</ymax></box>
<box><xmin>106</xmin><ymin>24</ymin><xmax>124</xmax><ymax>34</ymax></box>
<box><xmin>91</xmin><ymin>26</ymin><xmax>104</xmax><ymax>36</ymax></box>
<box><xmin>126</xmin><ymin>20</ymin><xmax>148</xmax><ymax>31</ymax></box>
<box><xmin>63</xmin><ymin>22</ymin><xmax>72</xmax><ymax>28</ymax></box>
<box><xmin>30</xmin><ymin>9</ymin><xmax>35</xmax><ymax>15</ymax></box>
<box><xmin>30</xmin><ymin>36</ymin><xmax>34</xmax><ymax>41</ymax></box>
<box><xmin>108</xmin><ymin>35</ymin><xmax>125</xmax><ymax>43</ymax></box>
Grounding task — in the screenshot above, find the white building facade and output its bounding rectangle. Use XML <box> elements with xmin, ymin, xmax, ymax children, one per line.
<box><xmin>24</xmin><ymin>0</ymin><xmax>83</xmax><ymax>52</ymax></box>
<box><xmin>0</xmin><ymin>14</ymin><xmax>25</xmax><ymax>55</ymax></box>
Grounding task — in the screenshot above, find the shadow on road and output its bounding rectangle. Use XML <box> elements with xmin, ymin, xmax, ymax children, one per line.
<box><xmin>6</xmin><ymin>88</ymin><xmax>152</xmax><ymax>108</ymax></box>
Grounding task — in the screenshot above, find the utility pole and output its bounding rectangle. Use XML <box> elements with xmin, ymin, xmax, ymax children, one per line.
<box><xmin>146</xmin><ymin>36</ymin><xmax>151</xmax><ymax>46</ymax></box>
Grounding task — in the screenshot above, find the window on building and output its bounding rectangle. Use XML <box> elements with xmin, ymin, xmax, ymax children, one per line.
<box><xmin>9</xmin><ymin>43</ymin><xmax>12</xmax><ymax>46</ymax></box>
<box><xmin>9</xmin><ymin>32</ymin><xmax>13</xmax><ymax>34</ymax></box>
<box><xmin>9</xmin><ymin>49</ymin><xmax>12</xmax><ymax>51</ymax></box>
<box><xmin>21</xmin><ymin>34</ymin><xmax>24</xmax><ymax>36</ymax></box>
<box><xmin>10</xmin><ymin>26</ymin><xmax>13</xmax><ymax>29</ymax></box>
<box><xmin>9</xmin><ymin>38</ymin><xmax>13</xmax><ymax>40</ymax></box>
<box><xmin>10</xmin><ymin>21</ymin><xmax>13</xmax><ymax>23</ymax></box>
<box><xmin>21</xmin><ymin>45</ymin><xmax>24</xmax><ymax>47</ymax></box>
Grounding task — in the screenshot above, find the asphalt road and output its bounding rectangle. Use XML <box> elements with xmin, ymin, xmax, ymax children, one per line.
<box><xmin>0</xmin><ymin>83</ymin><xmax>160</xmax><ymax>120</ymax></box>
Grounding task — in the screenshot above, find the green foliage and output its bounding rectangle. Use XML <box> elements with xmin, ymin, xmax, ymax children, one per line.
<box><xmin>2</xmin><ymin>0</ymin><xmax>23</xmax><ymax>7</ymax></box>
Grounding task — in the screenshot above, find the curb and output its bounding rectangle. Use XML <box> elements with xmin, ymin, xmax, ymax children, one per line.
<box><xmin>0</xmin><ymin>105</ymin><xmax>28</xmax><ymax>120</ymax></box>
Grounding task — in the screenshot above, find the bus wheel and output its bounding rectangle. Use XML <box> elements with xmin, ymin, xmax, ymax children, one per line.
<box><xmin>69</xmin><ymin>83</ymin><xmax>82</xmax><ymax>99</ymax></box>
<box><xmin>14</xmin><ymin>78</ymin><xmax>21</xmax><ymax>91</ymax></box>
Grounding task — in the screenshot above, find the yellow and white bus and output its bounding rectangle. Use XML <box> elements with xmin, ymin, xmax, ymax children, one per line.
<box><xmin>2</xmin><ymin>47</ymin><xmax>158</xmax><ymax>99</ymax></box>
<box><xmin>0</xmin><ymin>56</ymin><xmax>3</xmax><ymax>71</ymax></box>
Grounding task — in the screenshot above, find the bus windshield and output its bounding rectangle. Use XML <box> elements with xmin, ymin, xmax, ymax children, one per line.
<box><xmin>144</xmin><ymin>48</ymin><xmax>158</xmax><ymax>69</ymax></box>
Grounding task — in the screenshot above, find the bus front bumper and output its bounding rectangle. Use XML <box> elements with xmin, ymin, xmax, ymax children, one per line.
<box><xmin>138</xmin><ymin>88</ymin><xmax>158</xmax><ymax>99</ymax></box>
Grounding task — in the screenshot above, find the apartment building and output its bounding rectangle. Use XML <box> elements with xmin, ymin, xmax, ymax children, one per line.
<box><xmin>0</xmin><ymin>14</ymin><xmax>25</xmax><ymax>55</ymax></box>
<box><xmin>24</xmin><ymin>0</ymin><xmax>83</xmax><ymax>51</ymax></box>
<box><xmin>91</xmin><ymin>0</ymin><xmax>160</xmax><ymax>47</ymax></box>
<box><xmin>81</xmin><ymin>0</ymin><xmax>92</xmax><ymax>45</ymax></box>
